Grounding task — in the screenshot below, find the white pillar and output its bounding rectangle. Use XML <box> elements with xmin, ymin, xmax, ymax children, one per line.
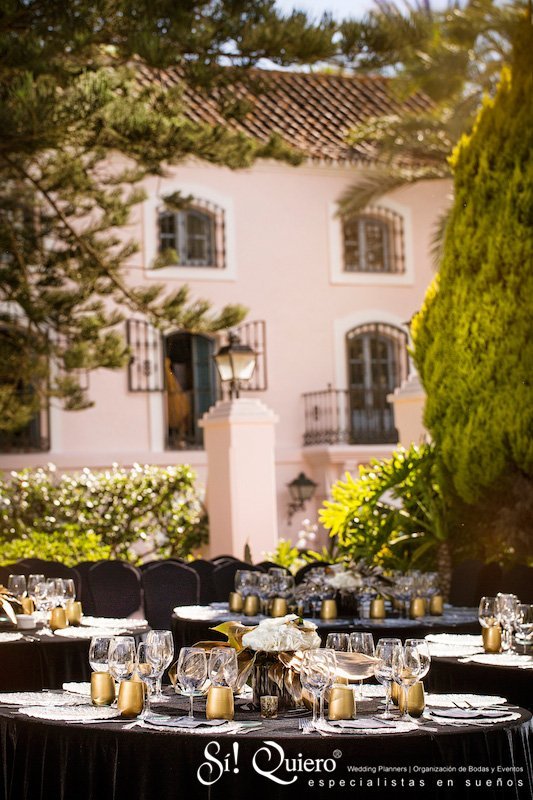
<box><xmin>200</xmin><ymin>398</ymin><xmax>279</xmax><ymax>561</ymax></box>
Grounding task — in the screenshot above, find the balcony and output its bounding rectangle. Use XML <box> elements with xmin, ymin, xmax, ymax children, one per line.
<box><xmin>303</xmin><ymin>387</ymin><xmax>398</xmax><ymax>446</ymax></box>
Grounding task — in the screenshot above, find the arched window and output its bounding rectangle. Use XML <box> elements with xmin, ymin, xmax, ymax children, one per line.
<box><xmin>158</xmin><ymin>200</ymin><xmax>225</xmax><ymax>268</ymax></box>
<box><xmin>346</xmin><ymin>323</ymin><xmax>408</xmax><ymax>443</ymax></box>
<box><xmin>342</xmin><ymin>207</ymin><xmax>405</xmax><ymax>274</ymax></box>
<box><xmin>164</xmin><ymin>332</ymin><xmax>218</xmax><ymax>449</ymax></box>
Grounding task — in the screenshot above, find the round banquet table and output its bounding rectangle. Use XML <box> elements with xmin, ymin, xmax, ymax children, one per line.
<box><xmin>428</xmin><ymin>655</ymin><xmax>533</xmax><ymax>712</ymax></box>
<box><xmin>171</xmin><ymin>606</ymin><xmax>480</xmax><ymax>651</ymax></box>
<box><xmin>0</xmin><ymin>693</ymin><xmax>530</xmax><ymax>800</ymax></box>
<box><xmin>0</xmin><ymin>625</ymin><xmax>149</xmax><ymax>692</ymax></box>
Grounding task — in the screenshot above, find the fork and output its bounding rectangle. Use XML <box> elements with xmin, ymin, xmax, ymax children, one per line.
<box><xmin>299</xmin><ymin>719</ymin><xmax>313</xmax><ymax>734</ymax></box>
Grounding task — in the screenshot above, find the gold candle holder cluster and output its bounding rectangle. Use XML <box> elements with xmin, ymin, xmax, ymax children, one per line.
<box><xmin>91</xmin><ymin>672</ymin><xmax>116</xmax><ymax>707</ymax></box>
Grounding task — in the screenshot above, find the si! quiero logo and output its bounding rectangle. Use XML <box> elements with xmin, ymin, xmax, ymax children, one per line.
<box><xmin>197</xmin><ymin>740</ymin><xmax>338</xmax><ymax>786</ymax></box>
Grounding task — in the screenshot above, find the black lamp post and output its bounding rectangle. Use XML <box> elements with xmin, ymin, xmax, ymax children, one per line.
<box><xmin>287</xmin><ymin>472</ymin><xmax>317</xmax><ymax>525</ymax></box>
<box><xmin>213</xmin><ymin>331</ymin><xmax>256</xmax><ymax>399</ymax></box>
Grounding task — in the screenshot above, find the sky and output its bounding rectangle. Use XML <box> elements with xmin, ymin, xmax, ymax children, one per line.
<box><xmin>275</xmin><ymin>0</ymin><xmax>452</xmax><ymax>20</ymax></box>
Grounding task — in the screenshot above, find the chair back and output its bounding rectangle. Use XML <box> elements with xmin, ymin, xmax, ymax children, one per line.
<box><xmin>88</xmin><ymin>561</ymin><xmax>142</xmax><ymax>618</ymax></box>
<box><xmin>449</xmin><ymin>559</ymin><xmax>483</xmax><ymax>606</ymax></box>
<box><xmin>142</xmin><ymin>562</ymin><xmax>200</xmax><ymax>629</ymax></box>
<box><xmin>187</xmin><ymin>559</ymin><xmax>216</xmax><ymax>604</ymax></box>
<box><xmin>212</xmin><ymin>560</ymin><xmax>262</xmax><ymax>600</ymax></box>
<box><xmin>501</xmin><ymin>564</ymin><xmax>533</xmax><ymax>603</ymax></box>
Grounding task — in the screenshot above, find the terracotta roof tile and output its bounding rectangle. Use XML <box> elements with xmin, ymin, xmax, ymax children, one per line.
<box><xmin>141</xmin><ymin>66</ymin><xmax>428</xmax><ymax>163</ymax></box>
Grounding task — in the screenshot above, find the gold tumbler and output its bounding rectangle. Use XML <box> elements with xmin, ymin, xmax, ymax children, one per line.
<box><xmin>409</xmin><ymin>597</ymin><xmax>426</xmax><ymax>619</ymax></box>
<box><xmin>206</xmin><ymin>686</ymin><xmax>234</xmax><ymax>720</ymax></box>
<box><xmin>117</xmin><ymin>680</ymin><xmax>144</xmax><ymax>718</ymax></box>
<box><xmin>50</xmin><ymin>607</ymin><xmax>68</xmax><ymax>631</ymax></box>
<box><xmin>66</xmin><ymin>600</ymin><xmax>83</xmax><ymax>626</ymax></box>
<box><xmin>398</xmin><ymin>681</ymin><xmax>425</xmax><ymax>717</ymax></box>
<box><xmin>391</xmin><ymin>680</ymin><xmax>399</xmax><ymax>705</ymax></box>
<box><xmin>229</xmin><ymin>592</ymin><xmax>243</xmax><ymax>613</ymax></box>
<box><xmin>91</xmin><ymin>672</ymin><xmax>116</xmax><ymax>706</ymax></box>
<box><xmin>243</xmin><ymin>595</ymin><xmax>260</xmax><ymax>616</ymax></box>
<box><xmin>320</xmin><ymin>599</ymin><xmax>338</xmax><ymax>620</ymax></box>
<box><xmin>271</xmin><ymin>598</ymin><xmax>288</xmax><ymax>618</ymax></box>
<box><xmin>370</xmin><ymin>598</ymin><xmax>386</xmax><ymax>619</ymax></box>
<box><xmin>328</xmin><ymin>685</ymin><xmax>355</xmax><ymax>721</ymax></box>
<box><xmin>429</xmin><ymin>595</ymin><xmax>444</xmax><ymax>616</ymax></box>
<box><xmin>482</xmin><ymin>625</ymin><xmax>501</xmax><ymax>654</ymax></box>
<box><xmin>20</xmin><ymin>597</ymin><xmax>35</xmax><ymax>615</ymax></box>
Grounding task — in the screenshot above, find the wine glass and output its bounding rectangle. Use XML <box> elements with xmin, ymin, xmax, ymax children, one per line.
<box><xmin>8</xmin><ymin>574</ymin><xmax>26</xmax><ymax>599</ymax></box>
<box><xmin>62</xmin><ymin>579</ymin><xmax>76</xmax><ymax>604</ymax></box>
<box><xmin>257</xmin><ymin>573</ymin><xmax>273</xmax><ymax>614</ymax></box>
<box><xmin>374</xmin><ymin>638</ymin><xmax>402</xmax><ymax>719</ymax></box>
<box><xmin>404</xmin><ymin>638</ymin><xmax>431</xmax><ymax>680</ymax></box>
<box><xmin>48</xmin><ymin>578</ymin><xmax>65</xmax><ymax>609</ymax></box>
<box><xmin>136</xmin><ymin>642</ymin><xmax>159</xmax><ymax>719</ymax></box>
<box><xmin>108</xmin><ymin>636</ymin><xmax>136</xmax><ymax>686</ymax></box>
<box><xmin>392</xmin><ymin>642</ymin><xmax>422</xmax><ymax>721</ymax></box>
<box><xmin>27</xmin><ymin>574</ymin><xmax>45</xmax><ymax>603</ymax></box>
<box><xmin>177</xmin><ymin>647</ymin><xmax>208</xmax><ymax>719</ymax></box>
<box><xmin>496</xmin><ymin>593</ymin><xmax>519</xmax><ymax>651</ymax></box>
<box><xmin>349</xmin><ymin>632</ymin><xmax>375</xmax><ymax>699</ymax></box>
<box><xmin>208</xmin><ymin>647</ymin><xmax>238</xmax><ymax>688</ymax></box>
<box><xmin>325</xmin><ymin>633</ymin><xmax>350</xmax><ymax>651</ymax></box>
<box><xmin>300</xmin><ymin>649</ymin><xmax>337</xmax><ymax>728</ymax></box>
<box><xmin>514</xmin><ymin>604</ymin><xmax>533</xmax><ymax>648</ymax></box>
<box><xmin>146</xmin><ymin>630</ymin><xmax>174</xmax><ymax>701</ymax></box>
<box><xmin>478</xmin><ymin>596</ymin><xmax>498</xmax><ymax>628</ymax></box>
<box><xmin>89</xmin><ymin>636</ymin><xmax>112</xmax><ymax>672</ymax></box>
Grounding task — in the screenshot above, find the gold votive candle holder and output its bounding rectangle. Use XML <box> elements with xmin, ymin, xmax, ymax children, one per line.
<box><xmin>243</xmin><ymin>595</ymin><xmax>259</xmax><ymax>616</ymax></box>
<box><xmin>328</xmin><ymin>685</ymin><xmax>355</xmax><ymax>721</ymax></box>
<box><xmin>429</xmin><ymin>595</ymin><xmax>444</xmax><ymax>616</ymax></box>
<box><xmin>20</xmin><ymin>597</ymin><xmax>35</xmax><ymax>615</ymax></box>
<box><xmin>91</xmin><ymin>672</ymin><xmax>116</xmax><ymax>706</ymax></box>
<box><xmin>391</xmin><ymin>680</ymin><xmax>399</xmax><ymax>705</ymax></box>
<box><xmin>271</xmin><ymin>597</ymin><xmax>288</xmax><ymax>618</ymax></box>
<box><xmin>229</xmin><ymin>592</ymin><xmax>243</xmax><ymax>613</ymax></box>
<box><xmin>117</xmin><ymin>680</ymin><xmax>144</xmax><ymax>718</ymax></box>
<box><xmin>398</xmin><ymin>681</ymin><xmax>425</xmax><ymax>717</ymax></box>
<box><xmin>206</xmin><ymin>686</ymin><xmax>234</xmax><ymax>720</ymax></box>
<box><xmin>370</xmin><ymin>598</ymin><xmax>386</xmax><ymax>619</ymax></box>
<box><xmin>50</xmin><ymin>607</ymin><xmax>68</xmax><ymax>631</ymax></box>
<box><xmin>320</xmin><ymin>599</ymin><xmax>338</xmax><ymax>620</ymax></box>
<box><xmin>65</xmin><ymin>600</ymin><xmax>82</xmax><ymax>626</ymax></box>
<box><xmin>409</xmin><ymin>597</ymin><xmax>426</xmax><ymax>619</ymax></box>
<box><xmin>260</xmin><ymin>695</ymin><xmax>279</xmax><ymax>719</ymax></box>
<box><xmin>482</xmin><ymin>625</ymin><xmax>501</xmax><ymax>653</ymax></box>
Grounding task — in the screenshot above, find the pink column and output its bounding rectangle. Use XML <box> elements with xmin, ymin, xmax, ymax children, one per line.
<box><xmin>200</xmin><ymin>398</ymin><xmax>278</xmax><ymax>561</ymax></box>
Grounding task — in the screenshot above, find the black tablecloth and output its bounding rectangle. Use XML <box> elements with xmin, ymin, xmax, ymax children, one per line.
<box><xmin>171</xmin><ymin>608</ymin><xmax>479</xmax><ymax>650</ymax></box>
<box><xmin>0</xmin><ymin>693</ymin><xmax>531</xmax><ymax>800</ymax></box>
<box><xmin>0</xmin><ymin>627</ymin><xmax>149</xmax><ymax>691</ymax></box>
<box><xmin>428</xmin><ymin>656</ymin><xmax>533</xmax><ymax>712</ymax></box>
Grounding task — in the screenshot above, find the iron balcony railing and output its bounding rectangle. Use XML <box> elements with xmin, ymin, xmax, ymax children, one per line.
<box><xmin>303</xmin><ymin>387</ymin><xmax>398</xmax><ymax>446</ymax></box>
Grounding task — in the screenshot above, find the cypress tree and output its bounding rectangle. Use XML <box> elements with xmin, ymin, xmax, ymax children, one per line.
<box><xmin>412</xmin><ymin>23</ymin><xmax>533</xmax><ymax>543</ymax></box>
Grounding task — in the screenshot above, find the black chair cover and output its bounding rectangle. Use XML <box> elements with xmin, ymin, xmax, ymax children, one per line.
<box><xmin>14</xmin><ymin>559</ymin><xmax>81</xmax><ymax>595</ymax></box>
<box><xmin>88</xmin><ymin>561</ymin><xmax>142</xmax><ymax>618</ymax></box>
<box><xmin>187</xmin><ymin>560</ymin><xmax>216</xmax><ymax>604</ymax></box>
<box><xmin>138</xmin><ymin>559</ymin><xmax>184</xmax><ymax>571</ymax></box>
<box><xmin>449</xmin><ymin>559</ymin><xmax>483</xmax><ymax>606</ymax></box>
<box><xmin>142</xmin><ymin>562</ymin><xmax>200</xmax><ymax>629</ymax></box>
<box><xmin>255</xmin><ymin>561</ymin><xmax>289</xmax><ymax>572</ymax></box>
<box><xmin>476</xmin><ymin>562</ymin><xmax>503</xmax><ymax>600</ymax></box>
<box><xmin>210</xmin><ymin>555</ymin><xmax>239</xmax><ymax>565</ymax></box>
<box><xmin>502</xmin><ymin>564</ymin><xmax>533</xmax><ymax>602</ymax></box>
<box><xmin>73</xmin><ymin>561</ymin><xmax>103</xmax><ymax>615</ymax></box>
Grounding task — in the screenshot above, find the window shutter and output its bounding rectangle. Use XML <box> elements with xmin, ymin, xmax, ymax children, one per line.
<box><xmin>235</xmin><ymin>320</ymin><xmax>267</xmax><ymax>391</ymax></box>
<box><xmin>126</xmin><ymin>319</ymin><xmax>164</xmax><ymax>392</ymax></box>
<box><xmin>191</xmin><ymin>335</ymin><xmax>217</xmax><ymax>444</ymax></box>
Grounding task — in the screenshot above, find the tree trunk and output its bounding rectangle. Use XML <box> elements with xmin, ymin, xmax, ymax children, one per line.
<box><xmin>436</xmin><ymin>540</ymin><xmax>452</xmax><ymax>601</ymax></box>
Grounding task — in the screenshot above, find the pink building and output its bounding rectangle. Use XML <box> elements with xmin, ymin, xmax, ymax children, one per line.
<box><xmin>0</xmin><ymin>71</ymin><xmax>449</xmax><ymax>550</ymax></box>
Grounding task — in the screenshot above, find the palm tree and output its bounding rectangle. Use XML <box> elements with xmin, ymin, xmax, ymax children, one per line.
<box><xmin>337</xmin><ymin>0</ymin><xmax>528</xmax><ymax>219</ymax></box>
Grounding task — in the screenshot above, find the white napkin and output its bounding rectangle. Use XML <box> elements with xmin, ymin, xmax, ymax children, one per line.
<box><xmin>0</xmin><ymin>632</ymin><xmax>23</xmax><ymax>643</ymax></box>
<box><xmin>425</xmin><ymin>693</ymin><xmax>507</xmax><ymax>708</ymax></box>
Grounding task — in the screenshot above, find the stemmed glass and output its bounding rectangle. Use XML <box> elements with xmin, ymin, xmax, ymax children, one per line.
<box><xmin>89</xmin><ymin>636</ymin><xmax>113</xmax><ymax>673</ymax></box>
<box><xmin>7</xmin><ymin>574</ymin><xmax>26</xmax><ymax>599</ymax></box>
<box><xmin>374</xmin><ymin>638</ymin><xmax>402</xmax><ymax>719</ymax></box>
<box><xmin>257</xmin><ymin>574</ymin><xmax>273</xmax><ymax>615</ymax></box>
<box><xmin>349</xmin><ymin>632</ymin><xmax>375</xmax><ymax>699</ymax></box>
<box><xmin>177</xmin><ymin>647</ymin><xmax>208</xmax><ymax>719</ymax></box>
<box><xmin>136</xmin><ymin>641</ymin><xmax>160</xmax><ymax>719</ymax></box>
<box><xmin>496</xmin><ymin>593</ymin><xmax>519</xmax><ymax>651</ymax></box>
<box><xmin>146</xmin><ymin>630</ymin><xmax>174</xmax><ymax>701</ymax></box>
<box><xmin>62</xmin><ymin>579</ymin><xmax>76</xmax><ymax>604</ymax></box>
<box><xmin>300</xmin><ymin>649</ymin><xmax>337</xmax><ymax>728</ymax></box>
<box><xmin>392</xmin><ymin>642</ymin><xmax>422</xmax><ymax>721</ymax></box>
<box><xmin>515</xmin><ymin>604</ymin><xmax>533</xmax><ymax>648</ymax></box>
<box><xmin>404</xmin><ymin>638</ymin><xmax>431</xmax><ymax>681</ymax></box>
<box><xmin>479</xmin><ymin>596</ymin><xmax>499</xmax><ymax>628</ymax></box>
<box><xmin>326</xmin><ymin>633</ymin><xmax>350</xmax><ymax>652</ymax></box>
<box><xmin>108</xmin><ymin>636</ymin><xmax>136</xmax><ymax>687</ymax></box>
<box><xmin>208</xmin><ymin>647</ymin><xmax>238</xmax><ymax>688</ymax></box>
<box><xmin>27</xmin><ymin>574</ymin><xmax>45</xmax><ymax>606</ymax></box>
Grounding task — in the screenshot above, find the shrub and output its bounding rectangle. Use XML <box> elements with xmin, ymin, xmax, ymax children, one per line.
<box><xmin>0</xmin><ymin>527</ymin><xmax>111</xmax><ymax>566</ymax></box>
<box><xmin>0</xmin><ymin>463</ymin><xmax>208</xmax><ymax>561</ymax></box>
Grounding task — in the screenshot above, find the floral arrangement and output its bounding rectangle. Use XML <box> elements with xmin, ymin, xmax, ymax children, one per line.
<box><xmin>241</xmin><ymin>614</ymin><xmax>321</xmax><ymax>652</ymax></box>
<box><xmin>0</xmin><ymin>586</ymin><xmax>20</xmax><ymax>626</ymax></box>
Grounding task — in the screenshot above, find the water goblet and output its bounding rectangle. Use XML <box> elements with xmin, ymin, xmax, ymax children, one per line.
<box><xmin>496</xmin><ymin>593</ymin><xmax>519</xmax><ymax>651</ymax></box>
<box><xmin>478</xmin><ymin>596</ymin><xmax>499</xmax><ymax>628</ymax></box>
<box><xmin>208</xmin><ymin>647</ymin><xmax>238</xmax><ymax>688</ymax></box>
<box><xmin>374</xmin><ymin>638</ymin><xmax>402</xmax><ymax>719</ymax></box>
<box><xmin>392</xmin><ymin>642</ymin><xmax>422</xmax><ymax>722</ymax></box>
<box><xmin>108</xmin><ymin>636</ymin><xmax>136</xmax><ymax>687</ymax></box>
<box><xmin>146</xmin><ymin>630</ymin><xmax>174</xmax><ymax>701</ymax></box>
<box><xmin>89</xmin><ymin>636</ymin><xmax>113</xmax><ymax>672</ymax></box>
<box><xmin>300</xmin><ymin>648</ymin><xmax>337</xmax><ymax>729</ymax></box>
<box><xmin>7</xmin><ymin>574</ymin><xmax>26</xmax><ymax>599</ymax></box>
<box><xmin>349</xmin><ymin>632</ymin><xmax>375</xmax><ymax>698</ymax></box>
<box><xmin>177</xmin><ymin>647</ymin><xmax>208</xmax><ymax>719</ymax></box>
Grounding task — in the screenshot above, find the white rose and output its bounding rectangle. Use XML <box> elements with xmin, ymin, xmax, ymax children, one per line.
<box><xmin>241</xmin><ymin>614</ymin><xmax>321</xmax><ymax>652</ymax></box>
